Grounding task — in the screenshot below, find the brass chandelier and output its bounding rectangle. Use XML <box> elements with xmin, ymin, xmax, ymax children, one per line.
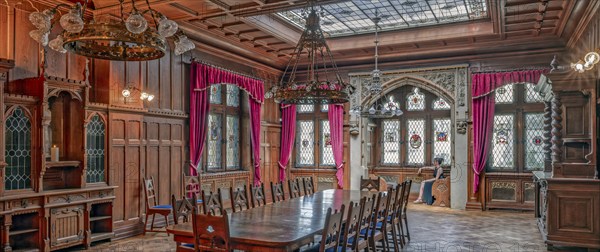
<box><xmin>28</xmin><ymin>0</ymin><xmax>195</xmax><ymax>61</ymax></box>
<box><xmin>264</xmin><ymin>2</ymin><xmax>353</xmax><ymax>104</ymax></box>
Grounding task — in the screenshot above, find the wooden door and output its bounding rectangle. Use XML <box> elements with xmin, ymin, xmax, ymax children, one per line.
<box><xmin>49</xmin><ymin>205</ymin><xmax>85</xmax><ymax>249</ymax></box>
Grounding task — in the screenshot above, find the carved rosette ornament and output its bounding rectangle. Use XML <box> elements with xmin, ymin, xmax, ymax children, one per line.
<box><xmin>550</xmin><ymin>93</ymin><xmax>563</xmax><ymax>163</ymax></box>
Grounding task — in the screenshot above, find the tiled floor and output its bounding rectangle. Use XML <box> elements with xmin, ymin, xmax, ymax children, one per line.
<box><xmin>65</xmin><ymin>203</ymin><xmax>560</xmax><ymax>251</ymax></box>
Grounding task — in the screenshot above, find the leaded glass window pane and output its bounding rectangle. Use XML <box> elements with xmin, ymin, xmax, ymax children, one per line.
<box><xmin>5</xmin><ymin>107</ymin><xmax>32</xmax><ymax>190</ymax></box>
<box><xmin>495</xmin><ymin>84</ymin><xmax>514</xmax><ymax>104</ymax></box>
<box><xmin>406</xmin><ymin>119</ymin><xmax>425</xmax><ymax>165</ymax></box>
<box><xmin>432</xmin><ymin>97</ymin><xmax>451</xmax><ymax>110</ymax></box>
<box><xmin>490</xmin><ymin>114</ymin><xmax>515</xmax><ymax>169</ymax></box>
<box><xmin>226</xmin><ymin>85</ymin><xmax>240</xmax><ymax>107</ymax></box>
<box><xmin>297</xmin><ymin>104</ymin><xmax>314</xmax><ymax>113</ymax></box>
<box><xmin>209</xmin><ymin>85</ymin><xmax>222</xmax><ymax>104</ymax></box>
<box><xmin>296</xmin><ymin>120</ymin><xmax>314</xmax><ymax>166</ymax></box>
<box><xmin>207</xmin><ymin>114</ymin><xmax>222</xmax><ymax>170</ymax></box>
<box><xmin>86</xmin><ymin>115</ymin><xmax>105</xmax><ymax>183</ymax></box>
<box><xmin>321</xmin><ymin>104</ymin><xmax>329</xmax><ymax>112</ymax></box>
<box><xmin>525</xmin><ymin>113</ymin><xmax>544</xmax><ymax>171</ymax></box>
<box><xmin>525</xmin><ymin>83</ymin><xmax>543</xmax><ymax>103</ymax></box>
<box><xmin>381</xmin><ymin>120</ymin><xmax>400</xmax><ymax>165</ymax></box>
<box><xmin>320</xmin><ymin>120</ymin><xmax>334</xmax><ymax>166</ymax></box>
<box><xmin>226</xmin><ymin>116</ymin><xmax>240</xmax><ymax>169</ymax></box>
<box><xmin>406</xmin><ymin>88</ymin><xmax>425</xmax><ymax>111</ymax></box>
<box><xmin>433</xmin><ymin>118</ymin><xmax>452</xmax><ymax>165</ymax></box>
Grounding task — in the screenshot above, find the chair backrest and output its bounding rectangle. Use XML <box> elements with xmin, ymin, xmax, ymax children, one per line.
<box><xmin>402</xmin><ymin>180</ymin><xmax>412</xmax><ymax>214</ymax></box>
<box><xmin>319</xmin><ymin>205</ymin><xmax>346</xmax><ymax>252</ymax></box>
<box><xmin>303</xmin><ymin>177</ymin><xmax>315</xmax><ymax>195</ymax></box>
<box><xmin>192</xmin><ymin>207</ymin><xmax>231</xmax><ymax>252</ymax></box>
<box><xmin>251</xmin><ymin>183</ymin><xmax>267</xmax><ymax>208</ymax></box>
<box><xmin>183</xmin><ymin>174</ymin><xmax>201</xmax><ymax>199</ymax></box>
<box><xmin>202</xmin><ymin>189</ymin><xmax>226</xmax><ymax>216</ymax></box>
<box><xmin>288</xmin><ymin>178</ymin><xmax>302</xmax><ymax>199</ymax></box>
<box><xmin>144</xmin><ymin>176</ymin><xmax>159</xmax><ymax>209</ymax></box>
<box><xmin>230</xmin><ymin>185</ymin><xmax>251</xmax><ymax>213</ymax></box>
<box><xmin>270</xmin><ymin>181</ymin><xmax>286</xmax><ymax>202</ymax></box>
<box><xmin>171</xmin><ymin>194</ymin><xmax>196</xmax><ymax>225</ymax></box>
<box><xmin>360</xmin><ymin>176</ymin><xmax>381</xmax><ymax>191</ymax></box>
<box><xmin>357</xmin><ymin>194</ymin><xmax>376</xmax><ymax>241</ymax></box>
<box><xmin>372</xmin><ymin>192</ymin><xmax>389</xmax><ymax>229</ymax></box>
<box><xmin>393</xmin><ymin>182</ymin><xmax>406</xmax><ymax>219</ymax></box>
<box><xmin>385</xmin><ymin>186</ymin><xmax>397</xmax><ymax>219</ymax></box>
<box><xmin>341</xmin><ymin>200</ymin><xmax>363</xmax><ymax>251</ymax></box>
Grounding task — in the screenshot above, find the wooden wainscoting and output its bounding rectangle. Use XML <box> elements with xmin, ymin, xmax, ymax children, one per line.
<box><xmin>484</xmin><ymin>172</ymin><xmax>536</xmax><ymax>210</ymax></box>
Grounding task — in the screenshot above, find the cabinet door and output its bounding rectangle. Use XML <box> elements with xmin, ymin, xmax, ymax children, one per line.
<box><xmin>50</xmin><ymin>206</ymin><xmax>85</xmax><ymax>248</ymax></box>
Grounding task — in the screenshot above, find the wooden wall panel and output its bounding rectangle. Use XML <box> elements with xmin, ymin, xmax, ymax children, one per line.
<box><xmin>159</xmin><ymin>51</ymin><xmax>171</xmax><ymax>110</ymax></box>
<box><xmin>0</xmin><ymin>5</ymin><xmax>9</xmax><ymax>59</ymax></box>
<box><xmin>11</xmin><ymin>9</ymin><xmax>39</xmax><ymax>80</ymax></box>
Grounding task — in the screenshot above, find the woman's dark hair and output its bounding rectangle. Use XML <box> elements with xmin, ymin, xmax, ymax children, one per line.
<box><xmin>434</xmin><ymin>157</ymin><xmax>444</xmax><ymax>165</ymax></box>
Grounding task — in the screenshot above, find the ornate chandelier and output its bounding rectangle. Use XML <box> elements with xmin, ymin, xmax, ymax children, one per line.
<box><xmin>349</xmin><ymin>14</ymin><xmax>402</xmax><ymax>118</ymax></box>
<box><xmin>28</xmin><ymin>0</ymin><xmax>195</xmax><ymax>61</ymax></box>
<box><xmin>264</xmin><ymin>2</ymin><xmax>353</xmax><ymax>104</ymax></box>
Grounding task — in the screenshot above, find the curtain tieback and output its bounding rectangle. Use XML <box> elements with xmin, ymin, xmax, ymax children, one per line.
<box><xmin>278</xmin><ymin>161</ymin><xmax>286</xmax><ymax>170</ymax></box>
<box><xmin>336</xmin><ymin>163</ymin><xmax>343</xmax><ymax>169</ymax></box>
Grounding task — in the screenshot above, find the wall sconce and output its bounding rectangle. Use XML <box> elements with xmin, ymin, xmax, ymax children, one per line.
<box><xmin>122</xmin><ymin>85</ymin><xmax>155</xmax><ymax>102</ymax></box>
<box><xmin>571</xmin><ymin>50</ymin><xmax>599</xmax><ymax>73</ymax></box>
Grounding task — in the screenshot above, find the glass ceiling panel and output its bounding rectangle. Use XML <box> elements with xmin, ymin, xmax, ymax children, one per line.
<box><xmin>276</xmin><ymin>0</ymin><xmax>487</xmax><ymax>37</ymax></box>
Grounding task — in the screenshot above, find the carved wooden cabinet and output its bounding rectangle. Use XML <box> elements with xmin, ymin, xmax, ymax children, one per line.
<box><xmin>48</xmin><ymin>206</ymin><xmax>85</xmax><ymax>249</ymax></box>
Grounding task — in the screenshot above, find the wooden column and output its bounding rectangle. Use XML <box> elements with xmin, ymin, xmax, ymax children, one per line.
<box><xmin>543</xmin><ymin>100</ymin><xmax>552</xmax><ymax>172</ymax></box>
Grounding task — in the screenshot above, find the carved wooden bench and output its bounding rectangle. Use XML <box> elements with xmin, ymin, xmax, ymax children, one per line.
<box><xmin>432</xmin><ymin>177</ymin><xmax>450</xmax><ymax>207</ymax></box>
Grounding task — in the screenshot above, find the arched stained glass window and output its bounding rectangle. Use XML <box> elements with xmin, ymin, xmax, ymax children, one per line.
<box><xmin>5</xmin><ymin>107</ymin><xmax>32</xmax><ymax>190</ymax></box>
<box><xmin>86</xmin><ymin>114</ymin><xmax>106</xmax><ymax>183</ymax></box>
<box><xmin>406</xmin><ymin>88</ymin><xmax>425</xmax><ymax>111</ymax></box>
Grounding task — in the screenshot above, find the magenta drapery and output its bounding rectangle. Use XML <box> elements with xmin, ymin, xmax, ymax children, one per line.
<box><xmin>328</xmin><ymin>104</ymin><xmax>345</xmax><ymax>189</ymax></box>
<box><xmin>189</xmin><ymin>62</ymin><xmax>265</xmax><ymax>186</ymax></box>
<box><xmin>278</xmin><ymin>104</ymin><xmax>297</xmax><ymax>182</ymax></box>
<box><xmin>471</xmin><ymin>70</ymin><xmax>546</xmax><ymax>193</ymax></box>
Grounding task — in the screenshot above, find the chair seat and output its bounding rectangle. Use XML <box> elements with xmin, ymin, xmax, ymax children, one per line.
<box><xmin>150</xmin><ymin>205</ymin><xmax>172</xmax><ymax>209</ymax></box>
<box><xmin>346</xmin><ymin>236</ymin><xmax>366</xmax><ymax>245</ymax></box>
<box><xmin>197</xmin><ymin>199</ymin><xmax>203</xmax><ymax>203</ymax></box>
<box><xmin>359</xmin><ymin>228</ymin><xmax>382</xmax><ymax>237</ymax></box>
<box><xmin>303</xmin><ymin>244</ymin><xmax>345</xmax><ymax>252</ymax></box>
<box><xmin>182</xmin><ymin>243</ymin><xmax>194</xmax><ymax>248</ymax></box>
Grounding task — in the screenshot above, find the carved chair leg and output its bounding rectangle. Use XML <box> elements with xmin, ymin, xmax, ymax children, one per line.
<box><xmin>144</xmin><ymin>213</ymin><xmax>150</xmax><ymax>235</ymax></box>
<box><xmin>391</xmin><ymin>223</ymin><xmax>400</xmax><ymax>251</ymax></box>
<box><xmin>150</xmin><ymin>214</ymin><xmax>156</xmax><ymax>231</ymax></box>
<box><xmin>403</xmin><ymin>216</ymin><xmax>410</xmax><ymax>241</ymax></box>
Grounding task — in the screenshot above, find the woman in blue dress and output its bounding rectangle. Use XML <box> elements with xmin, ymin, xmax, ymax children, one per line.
<box><xmin>414</xmin><ymin>157</ymin><xmax>444</xmax><ymax>205</ymax></box>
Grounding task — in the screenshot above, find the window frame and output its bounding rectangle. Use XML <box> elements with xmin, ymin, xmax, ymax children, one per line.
<box><xmin>294</xmin><ymin>105</ymin><xmax>335</xmax><ymax>169</ymax></box>
<box><xmin>85</xmin><ymin>112</ymin><xmax>108</xmax><ymax>185</ymax></box>
<box><xmin>4</xmin><ymin>105</ymin><xmax>35</xmax><ymax>192</ymax></box>
<box><xmin>373</xmin><ymin>86</ymin><xmax>452</xmax><ymax>167</ymax></box>
<box><xmin>487</xmin><ymin>83</ymin><xmax>544</xmax><ymax>173</ymax></box>
<box><xmin>203</xmin><ymin>84</ymin><xmax>242</xmax><ymax>173</ymax></box>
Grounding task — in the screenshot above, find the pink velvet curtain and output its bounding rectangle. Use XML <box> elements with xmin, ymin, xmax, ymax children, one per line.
<box><xmin>278</xmin><ymin>104</ymin><xmax>296</xmax><ymax>182</ymax></box>
<box><xmin>328</xmin><ymin>104</ymin><xmax>345</xmax><ymax>189</ymax></box>
<box><xmin>190</xmin><ymin>62</ymin><xmax>265</xmax><ymax>186</ymax></box>
<box><xmin>471</xmin><ymin>70</ymin><xmax>546</xmax><ymax>193</ymax></box>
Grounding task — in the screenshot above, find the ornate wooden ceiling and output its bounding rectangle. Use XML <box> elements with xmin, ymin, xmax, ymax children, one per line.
<box><xmin>37</xmin><ymin>0</ymin><xmax>599</xmax><ymax>70</ymax></box>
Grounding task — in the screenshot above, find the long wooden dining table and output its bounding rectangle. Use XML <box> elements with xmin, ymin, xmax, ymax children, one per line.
<box><xmin>166</xmin><ymin>189</ymin><xmax>377</xmax><ymax>252</ymax></box>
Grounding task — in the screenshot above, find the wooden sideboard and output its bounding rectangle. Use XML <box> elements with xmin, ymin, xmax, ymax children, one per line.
<box><xmin>533</xmin><ymin>171</ymin><xmax>600</xmax><ymax>249</ymax></box>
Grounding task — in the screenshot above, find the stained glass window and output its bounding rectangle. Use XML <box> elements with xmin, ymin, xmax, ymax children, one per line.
<box><xmin>320</xmin><ymin>121</ymin><xmax>334</xmax><ymax>166</ymax></box>
<box><xmin>209</xmin><ymin>85</ymin><xmax>222</xmax><ymax>104</ymax></box>
<box><xmin>297</xmin><ymin>104</ymin><xmax>314</xmax><ymax>113</ymax></box>
<box><xmin>406</xmin><ymin>88</ymin><xmax>425</xmax><ymax>111</ymax></box>
<box><xmin>525</xmin><ymin>83</ymin><xmax>543</xmax><ymax>103</ymax></box>
<box><xmin>490</xmin><ymin>114</ymin><xmax>514</xmax><ymax>169</ymax></box>
<box><xmin>321</xmin><ymin>104</ymin><xmax>329</xmax><ymax>112</ymax></box>
<box><xmin>406</xmin><ymin>119</ymin><xmax>425</xmax><ymax>165</ymax></box>
<box><xmin>226</xmin><ymin>85</ymin><xmax>240</xmax><ymax>107</ymax></box>
<box><xmin>432</xmin><ymin>97</ymin><xmax>451</xmax><ymax>110</ymax></box>
<box><xmin>495</xmin><ymin>84</ymin><xmax>514</xmax><ymax>104</ymax></box>
<box><xmin>226</xmin><ymin>116</ymin><xmax>240</xmax><ymax>169</ymax></box>
<box><xmin>524</xmin><ymin>113</ymin><xmax>544</xmax><ymax>170</ymax></box>
<box><xmin>86</xmin><ymin>114</ymin><xmax>105</xmax><ymax>183</ymax></box>
<box><xmin>5</xmin><ymin>107</ymin><xmax>32</xmax><ymax>190</ymax></box>
<box><xmin>432</xmin><ymin>118</ymin><xmax>452</xmax><ymax>166</ymax></box>
<box><xmin>296</xmin><ymin>120</ymin><xmax>314</xmax><ymax>166</ymax></box>
<box><xmin>381</xmin><ymin>120</ymin><xmax>400</xmax><ymax>164</ymax></box>
<box><xmin>207</xmin><ymin>114</ymin><xmax>222</xmax><ymax>170</ymax></box>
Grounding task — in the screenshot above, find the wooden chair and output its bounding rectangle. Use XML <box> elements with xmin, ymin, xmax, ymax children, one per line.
<box><xmin>381</xmin><ymin>187</ymin><xmax>398</xmax><ymax>251</ymax></box>
<box><xmin>191</xmin><ymin>207</ymin><xmax>232</xmax><ymax>252</ymax></box>
<box><xmin>230</xmin><ymin>185</ymin><xmax>251</xmax><ymax>213</ymax></box>
<box><xmin>340</xmin><ymin>200</ymin><xmax>364</xmax><ymax>251</ymax></box>
<box><xmin>431</xmin><ymin>177</ymin><xmax>451</xmax><ymax>207</ymax></box>
<box><xmin>306</xmin><ymin>205</ymin><xmax>346</xmax><ymax>252</ymax></box>
<box><xmin>356</xmin><ymin>195</ymin><xmax>376</xmax><ymax>252</ymax></box>
<box><xmin>360</xmin><ymin>176</ymin><xmax>381</xmax><ymax>191</ymax></box>
<box><xmin>171</xmin><ymin>194</ymin><xmax>196</xmax><ymax>251</ymax></box>
<box><xmin>288</xmin><ymin>178</ymin><xmax>302</xmax><ymax>199</ymax></box>
<box><xmin>183</xmin><ymin>174</ymin><xmax>203</xmax><ymax>205</ymax></box>
<box><xmin>389</xmin><ymin>182</ymin><xmax>406</xmax><ymax>250</ymax></box>
<box><xmin>202</xmin><ymin>189</ymin><xmax>226</xmax><ymax>216</ymax></box>
<box><xmin>270</xmin><ymin>181</ymin><xmax>286</xmax><ymax>202</ymax></box>
<box><xmin>400</xmin><ymin>180</ymin><xmax>413</xmax><ymax>244</ymax></box>
<box><xmin>303</xmin><ymin>177</ymin><xmax>315</xmax><ymax>195</ymax></box>
<box><xmin>368</xmin><ymin>192</ymin><xmax>389</xmax><ymax>251</ymax></box>
<box><xmin>251</xmin><ymin>183</ymin><xmax>267</xmax><ymax>208</ymax></box>
<box><xmin>143</xmin><ymin>176</ymin><xmax>172</xmax><ymax>234</ymax></box>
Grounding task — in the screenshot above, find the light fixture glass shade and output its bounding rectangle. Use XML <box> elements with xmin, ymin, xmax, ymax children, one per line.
<box><xmin>60</xmin><ymin>8</ymin><xmax>84</xmax><ymax>33</ymax></box>
<box><xmin>125</xmin><ymin>12</ymin><xmax>148</xmax><ymax>34</ymax></box>
<box><xmin>158</xmin><ymin>16</ymin><xmax>178</xmax><ymax>38</ymax></box>
<box><xmin>122</xmin><ymin>89</ymin><xmax>131</xmax><ymax>97</ymax></box>
<box><xmin>174</xmin><ymin>35</ymin><xmax>195</xmax><ymax>55</ymax></box>
<box><xmin>29</xmin><ymin>9</ymin><xmax>54</xmax><ymax>31</ymax></box>
<box><xmin>140</xmin><ymin>92</ymin><xmax>149</xmax><ymax>100</ymax></box>
<box><xmin>369</xmin><ymin>106</ymin><xmax>376</xmax><ymax>114</ymax></box>
<box><xmin>584</xmin><ymin>51</ymin><xmax>599</xmax><ymax>65</ymax></box>
<box><xmin>29</xmin><ymin>29</ymin><xmax>49</xmax><ymax>46</ymax></box>
<box><xmin>49</xmin><ymin>35</ymin><xmax>66</xmax><ymax>53</ymax></box>
<box><xmin>147</xmin><ymin>95</ymin><xmax>155</xmax><ymax>101</ymax></box>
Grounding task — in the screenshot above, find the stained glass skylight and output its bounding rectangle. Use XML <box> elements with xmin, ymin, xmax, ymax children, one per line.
<box><xmin>277</xmin><ymin>0</ymin><xmax>488</xmax><ymax>37</ymax></box>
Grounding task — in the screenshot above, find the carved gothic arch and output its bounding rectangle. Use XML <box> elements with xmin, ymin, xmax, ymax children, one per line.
<box><xmin>360</xmin><ymin>75</ymin><xmax>455</xmax><ymax>108</ymax></box>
